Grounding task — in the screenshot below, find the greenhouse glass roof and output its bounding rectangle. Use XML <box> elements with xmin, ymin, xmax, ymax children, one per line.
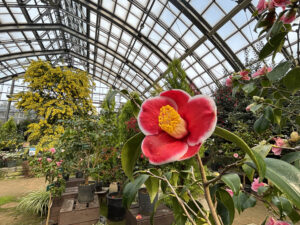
<box><xmin>0</xmin><ymin>0</ymin><xmax>298</xmax><ymax>120</ymax></box>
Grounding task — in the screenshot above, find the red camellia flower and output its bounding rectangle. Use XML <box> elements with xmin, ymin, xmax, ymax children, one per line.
<box><xmin>266</xmin><ymin>217</ymin><xmax>290</xmax><ymax>225</ymax></box>
<box><xmin>240</xmin><ymin>70</ymin><xmax>250</xmax><ymax>81</ymax></box>
<box><xmin>272</xmin><ymin>0</ymin><xmax>291</xmax><ymax>7</ymax></box>
<box><xmin>251</xmin><ymin>178</ymin><xmax>266</xmax><ymax>192</ymax></box>
<box><xmin>257</xmin><ymin>0</ymin><xmax>267</xmax><ymax>13</ymax></box>
<box><xmin>280</xmin><ymin>9</ymin><xmax>296</xmax><ymax>24</ymax></box>
<box><xmin>252</xmin><ymin>66</ymin><xmax>272</xmax><ymax>79</ymax></box>
<box><xmin>225</xmin><ymin>75</ymin><xmax>233</xmax><ymax>87</ymax></box>
<box><xmin>138</xmin><ymin>89</ymin><xmax>217</xmax><ymax>165</ymax></box>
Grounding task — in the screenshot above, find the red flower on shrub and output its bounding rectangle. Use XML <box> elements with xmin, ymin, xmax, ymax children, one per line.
<box><xmin>138</xmin><ymin>89</ymin><xmax>217</xmax><ymax>165</ymax></box>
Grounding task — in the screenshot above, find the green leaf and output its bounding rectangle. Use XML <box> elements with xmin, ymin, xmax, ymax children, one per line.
<box><xmin>233</xmin><ymin>192</ymin><xmax>256</xmax><ymax>213</ymax></box>
<box><xmin>242</xmin><ymin>164</ymin><xmax>255</xmax><ymax>181</ymax></box>
<box><xmin>248</xmin><ymin>158</ymin><xmax>300</xmax><ymax>208</ymax></box>
<box><xmin>250</xmin><ymin>103</ymin><xmax>263</xmax><ymax>113</ymax></box>
<box><xmin>259</xmin><ymin>32</ymin><xmax>287</xmax><ymax>60</ymax></box>
<box><xmin>257</xmin><ymin>186</ymin><xmax>268</xmax><ymax>195</ymax></box>
<box><xmin>242</xmin><ymin>83</ymin><xmax>256</xmax><ymax>95</ymax></box>
<box><xmin>266</xmin><ymin>61</ymin><xmax>292</xmax><ymax>83</ymax></box>
<box><xmin>254</xmin><ymin>115</ymin><xmax>270</xmax><ymax>133</ymax></box>
<box><xmin>281</xmin><ymin>152</ymin><xmax>300</xmax><ymax>164</ymax></box>
<box><xmin>272</xmin><ymin>196</ymin><xmax>300</xmax><ymax>223</ymax></box>
<box><xmin>273</xmin><ymin>108</ymin><xmax>282</xmax><ymax>125</ymax></box>
<box><xmin>282</xmin><ymin>67</ymin><xmax>300</xmax><ymax>93</ymax></box>
<box><xmin>214</xmin><ymin>126</ymin><xmax>265</xmax><ymax>179</ymax></box>
<box><xmin>217</xmin><ymin>189</ymin><xmax>235</xmax><ymax>225</ymax></box>
<box><xmin>261</xmin><ymin>79</ymin><xmax>271</xmax><ymax>87</ymax></box>
<box><xmin>264</xmin><ymin>106</ymin><xmax>274</xmax><ymax>123</ymax></box>
<box><xmin>145</xmin><ymin>171</ymin><xmax>159</xmax><ymax>203</ymax></box>
<box><xmin>121</xmin><ymin>132</ymin><xmax>145</xmax><ymax>180</ymax></box>
<box><xmin>221</xmin><ymin>173</ymin><xmax>241</xmax><ymax>195</ymax></box>
<box><xmin>122</xmin><ymin>174</ymin><xmax>149</xmax><ymax>209</ymax></box>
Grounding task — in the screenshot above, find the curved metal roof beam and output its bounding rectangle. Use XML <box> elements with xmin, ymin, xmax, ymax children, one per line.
<box><xmin>0</xmin><ymin>50</ymin><xmax>145</xmax><ymax>97</ymax></box>
<box><xmin>0</xmin><ymin>23</ymin><xmax>153</xmax><ymax>86</ymax></box>
<box><xmin>169</xmin><ymin>0</ymin><xmax>245</xmax><ymax>73</ymax></box>
<box><xmin>69</xmin><ymin>0</ymin><xmax>201</xmax><ymax>91</ymax></box>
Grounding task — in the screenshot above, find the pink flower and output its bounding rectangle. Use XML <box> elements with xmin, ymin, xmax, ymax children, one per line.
<box><xmin>272</xmin><ymin>137</ymin><xmax>286</xmax><ymax>155</ymax></box>
<box><xmin>252</xmin><ymin>66</ymin><xmax>272</xmax><ymax>78</ymax></box>
<box><xmin>60</xmin><ymin>159</ymin><xmax>63</xmax><ymax>162</ymax></box>
<box><xmin>246</xmin><ymin>105</ymin><xmax>252</xmax><ymax>111</ymax></box>
<box><xmin>46</xmin><ymin>158</ymin><xmax>52</xmax><ymax>163</ymax></box>
<box><xmin>38</xmin><ymin>157</ymin><xmax>42</xmax><ymax>162</ymax></box>
<box><xmin>266</xmin><ymin>217</ymin><xmax>290</xmax><ymax>225</ymax></box>
<box><xmin>233</xmin><ymin>153</ymin><xmax>239</xmax><ymax>158</ymax></box>
<box><xmin>49</xmin><ymin>148</ymin><xmax>56</xmax><ymax>154</ymax></box>
<box><xmin>138</xmin><ymin>89</ymin><xmax>217</xmax><ymax>165</ymax></box>
<box><xmin>225</xmin><ymin>75</ymin><xmax>233</xmax><ymax>87</ymax></box>
<box><xmin>280</xmin><ymin>9</ymin><xmax>296</xmax><ymax>24</ymax></box>
<box><xmin>272</xmin><ymin>0</ymin><xmax>291</xmax><ymax>7</ymax></box>
<box><xmin>240</xmin><ymin>70</ymin><xmax>250</xmax><ymax>81</ymax></box>
<box><xmin>257</xmin><ymin>0</ymin><xmax>267</xmax><ymax>13</ymax></box>
<box><xmin>140</xmin><ymin>153</ymin><xmax>144</xmax><ymax>159</ymax></box>
<box><xmin>251</xmin><ymin>178</ymin><xmax>266</xmax><ymax>192</ymax></box>
<box><xmin>56</xmin><ymin>162</ymin><xmax>62</xmax><ymax>167</ymax></box>
<box><xmin>136</xmin><ymin>214</ymin><xmax>142</xmax><ymax>220</ymax></box>
<box><xmin>226</xmin><ymin>188</ymin><xmax>234</xmax><ymax>197</ymax></box>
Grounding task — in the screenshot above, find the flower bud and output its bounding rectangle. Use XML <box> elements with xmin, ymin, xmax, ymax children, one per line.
<box><xmin>290</xmin><ymin>131</ymin><xmax>300</xmax><ymax>142</ymax></box>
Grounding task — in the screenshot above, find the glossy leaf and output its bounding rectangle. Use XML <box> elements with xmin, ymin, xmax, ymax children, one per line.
<box><xmin>221</xmin><ymin>173</ymin><xmax>241</xmax><ymax>195</ymax></box>
<box><xmin>259</xmin><ymin>32</ymin><xmax>287</xmax><ymax>60</ymax></box>
<box><xmin>242</xmin><ymin>83</ymin><xmax>256</xmax><ymax>95</ymax></box>
<box><xmin>122</xmin><ymin>174</ymin><xmax>149</xmax><ymax>209</ymax></box>
<box><xmin>250</xmin><ymin>103</ymin><xmax>263</xmax><ymax>113</ymax></box>
<box><xmin>264</xmin><ymin>106</ymin><xmax>274</xmax><ymax>123</ymax></box>
<box><xmin>121</xmin><ymin>132</ymin><xmax>145</xmax><ymax>180</ymax></box>
<box><xmin>233</xmin><ymin>192</ymin><xmax>256</xmax><ymax>213</ymax></box>
<box><xmin>272</xmin><ymin>196</ymin><xmax>300</xmax><ymax>223</ymax></box>
<box><xmin>281</xmin><ymin>152</ymin><xmax>300</xmax><ymax>164</ymax></box>
<box><xmin>282</xmin><ymin>67</ymin><xmax>300</xmax><ymax>93</ymax></box>
<box><xmin>273</xmin><ymin>108</ymin><xmax>282</xmax><ymax>125</ymax></box>
<box><xmin>145</xmin><ymin>174</ymin><xmax>159</xmax><ymax>203</ymax></box>
<box><xmin>217</xmin><ymin>189</ymin><xmax>235</xmax><ymax>225</ymax></box>
<box><xmin>266</xmin><ymin>61</ymin><xmax>292</xmax><ymax>83</ymax></box>
<box><xmin>248</xmin><ymin>158</ymin><xmax>300</xmax><ymax>208</ymax></box>
<box><xmin>254</xmin><ymin>115</ymin><xmax>270</xmax><ymax>133</ymax></box>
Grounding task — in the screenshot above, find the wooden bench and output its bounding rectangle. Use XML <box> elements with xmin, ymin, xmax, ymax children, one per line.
<box><xmin>58</xmin><ymin>195</ymin><xmax>100</xmax><ymax>225</ymax></box>
<box><xmin>126</xmin><ymin>204</ymin><xmax>174</xmax><ymax>225</ymax></box>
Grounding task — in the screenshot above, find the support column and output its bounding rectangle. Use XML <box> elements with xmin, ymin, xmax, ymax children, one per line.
<box><xmin>5</xmin><ymin>79</ymin><xmax>15</xmax><ymax>121</ymax></box>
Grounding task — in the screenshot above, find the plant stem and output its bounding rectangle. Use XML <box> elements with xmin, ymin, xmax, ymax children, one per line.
<box><xmin>196</xmin><ymin>153</ymin><xmax>222</xmax><ymax>225</ymax></box>
<box><xmin>46</xmin><ymin>192</ymin><xmax>52</xmax><ymax>225</ymax></box>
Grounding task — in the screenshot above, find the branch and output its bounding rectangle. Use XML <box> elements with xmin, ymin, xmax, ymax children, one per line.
<box><xmin>146</xmin><ymin>171</ymin><xmax>197</xmax><ymax>225</ymax></box>
<box><xmin>205</xmin><ymin>160</ymin><xmax>244</xmax><ymax>186</ymax></box>
<box><xmin>196</xmin><ymin>153</ymin><xmax>222</xmax><ymax>225</ymax></box>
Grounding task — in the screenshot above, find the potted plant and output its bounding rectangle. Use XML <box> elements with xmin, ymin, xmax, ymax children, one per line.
<box><xmin>58</xmin><ymin>116</ymin><xmax>103</xmax><ymax>203</ymax></box>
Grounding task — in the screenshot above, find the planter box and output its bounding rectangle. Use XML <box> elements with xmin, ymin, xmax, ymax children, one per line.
<box><xmin>126</xmin><ymin>204</ymin><xmax>174</xmax><ymax>225</ymax></box>
<box><xmin>50</xmin><ymin>187</ymin><xmax>79</xmax><ymax>224</ymax></box>
<box><xmin>58</xmin><ymin>195</ymin><xmax>99</xmax><ymax>225</ymax></box>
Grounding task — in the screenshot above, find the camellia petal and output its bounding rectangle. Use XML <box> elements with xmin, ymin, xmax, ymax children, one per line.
<box><xmin>160</xmin><ymin>89</ymin><xmax>191</xmax><ymax>115</ymax></box>
<box><xmin>182</xmin><ymin>95</ymin><xmax>217</xmax><ymax>146</ymax></box>
<box><xmin>138</xmin><ymin>96</ymin><xmax>177</xmax><ymax>136</ymax></box>
<box><xmin>179</xmin><ymin>143</ymin><xmax>201</xmax><ymax>160</ymax></box>
<box><xmin>141</xmin><ymin>132</ymin><xmax>188</xmax><ymax>165</ymax></box>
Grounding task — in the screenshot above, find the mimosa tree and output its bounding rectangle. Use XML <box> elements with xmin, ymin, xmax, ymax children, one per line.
<box><xmin>12</xmin><ymin>60</ymin><xmax>95</xmax><ymax>152</ymax></box>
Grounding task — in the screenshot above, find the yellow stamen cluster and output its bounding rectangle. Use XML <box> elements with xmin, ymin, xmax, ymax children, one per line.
<box><xmin>158</xmin><ymin>105</ymin><xmax>188</xmax><ymax>139</ymax></box>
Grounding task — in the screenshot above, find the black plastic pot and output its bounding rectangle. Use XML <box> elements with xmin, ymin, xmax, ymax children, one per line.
<box><xmin>95</xmin><ymin>181</ymin><xmax>102</xmax><ymax>192</ymax></box>
<box><xmin>62</xmin><ymin>173</ymin><xmax>70</xmax><ymax>181</ymax></box>
<box><xmin>75</xmin><ymin>171</ymin><xmax>83</xmax><ymax>178</ymax></box>
<box><xmin>88</xmin><ymin>181</ymin><xmax>96</xmax><ymax>192</ymax></box>
<box><xmin>106</xmin><ymin>192</ymin><xmax>125</xmax><ymax>221</ymax></box>
<box><xmin>78</xmin><ymin>184</ymin><xmax>94</xmax><ymax>203</ymax></box>
<box><xmin>138</xmin><ymin>188</ymin><xmax>158</xmax><ymax>215</ymax></box>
